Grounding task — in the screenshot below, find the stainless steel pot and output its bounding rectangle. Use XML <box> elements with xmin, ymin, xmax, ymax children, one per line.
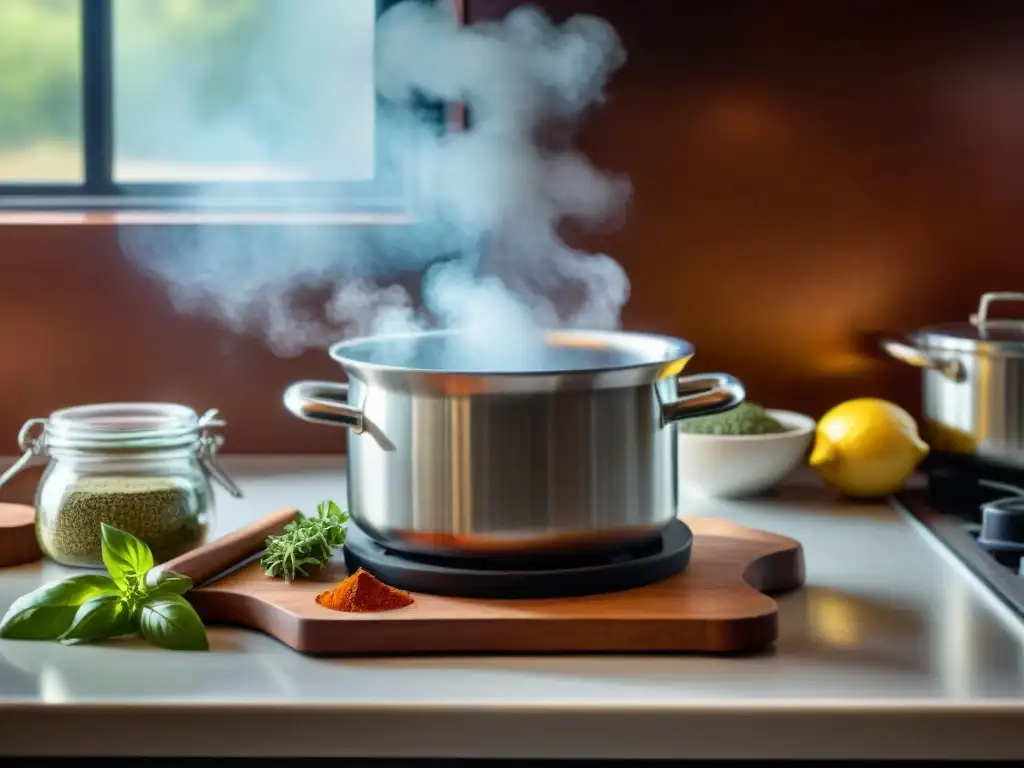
<box><xmin>881</xmin><ymin>291</ymin><xmax>1024</xmax><ymax>467</ymax></box>
<box><xmin>283</xmin><ymin>329</ymin><xmax>745</xmax><ymax>555</ymax></box>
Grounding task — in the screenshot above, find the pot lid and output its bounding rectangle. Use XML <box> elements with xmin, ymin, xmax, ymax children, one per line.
<box><xmin>914</xmin><ymin>292</ymin><xmax>1024</xmax><ymax>355</ymax></box>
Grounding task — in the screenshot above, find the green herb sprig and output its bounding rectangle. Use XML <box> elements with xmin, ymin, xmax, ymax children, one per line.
<box><xmin>0</xmin><ymin>524</ymin><xmax>208</xmax><ymax>651</ymax></box>
<box><xmin>261</xmin><ymin>500</ymin><xmax>349</xmax><ymax>581</ymax></box>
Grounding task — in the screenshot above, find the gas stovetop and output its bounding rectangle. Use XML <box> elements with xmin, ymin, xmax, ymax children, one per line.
<box><xmin>894</xmin><ymin>452</ymin><xmax>1024</xmax><ymax>619</ymax></box>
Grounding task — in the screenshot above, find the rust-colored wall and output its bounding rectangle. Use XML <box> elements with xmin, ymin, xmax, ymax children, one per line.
<box><xmin>3</xmin><ymin>0</ymin><xmax>1024</xmax><ymax>456</ymax></box>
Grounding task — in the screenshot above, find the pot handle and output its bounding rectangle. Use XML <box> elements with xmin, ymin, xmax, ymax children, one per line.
<box><xmin>879</xmin><ymin>339</ymin><xmax>966</xmax><ymax>383</ymax></box>
<box><xmin>283</xmin><ymin>381</ymin><xmax>364</xmax><ymax>433</ymax></box>
<box><xmin>661</xmin><ymin>372</ymin><xmax>746</xmax><ymax>425</ymax></box>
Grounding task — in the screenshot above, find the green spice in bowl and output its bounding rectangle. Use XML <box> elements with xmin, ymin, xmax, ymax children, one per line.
<box><xmin>676</xmin><ymin>401</ymin><xmax>790</xmax><ymax>436</ymax></box>
<box><xmin>675</xmin><ymin>405</ymin><xmax>816</xmax><ymax>498</ymax></box>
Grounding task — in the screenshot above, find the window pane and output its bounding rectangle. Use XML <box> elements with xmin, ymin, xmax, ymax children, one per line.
<box><xmin>0</xmin><ymin>0</ymin><xmax>83</xmax><ymax>183</ymax></box>
<box><xmin>113</xmin><ymin>0</ymin><xmax>376</xmax><ymax>184</ymax></box>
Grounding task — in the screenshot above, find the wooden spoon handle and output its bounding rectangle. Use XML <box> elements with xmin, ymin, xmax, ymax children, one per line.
<box><xmin>153</xmin><ymin>508</ymin><xmax>299</xmax><ymax>585</ymax></box>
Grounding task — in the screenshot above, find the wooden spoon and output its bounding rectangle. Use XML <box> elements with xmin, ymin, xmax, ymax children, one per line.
<box><xmin>152</xmin><ymin>508</ymin><xmax>300</xmax><ymax>585</ymax></box>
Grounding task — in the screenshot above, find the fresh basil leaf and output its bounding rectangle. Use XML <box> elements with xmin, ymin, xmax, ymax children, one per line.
<box><xmin>139</xmin><ymin>595</ymin><xmax>208</xmax><ymax>651</ymax></box>
<box><xmin>101</xmin><ymin>523</ymin><xmax>155</xmax><ymax>587</ymax></box>
<box><xmin>144</xmin><ymin>569</ymin><xmax>193</xmax><ymax>597</ymax></box>
<box><xmin>0</xmin><ymin>574</ymin><xmax>119</xmax><ymax>640</ymax></box>
<box><xmin>60</xmin><ymin>594</ymin><xmax>134</xmax><ymax>646</ymax></box>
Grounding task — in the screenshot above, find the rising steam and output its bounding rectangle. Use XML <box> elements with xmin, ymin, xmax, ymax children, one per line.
<box><xmin>121</xmin><ymin>1</ymin><xmax>631</xmax><ymax>364</ymax></box>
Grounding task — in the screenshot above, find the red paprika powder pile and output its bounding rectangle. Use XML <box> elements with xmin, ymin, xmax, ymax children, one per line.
<box><xmin>315</xmin><ymin>568</ymin><xmax>414</xmax><ymax>612</ymax></box>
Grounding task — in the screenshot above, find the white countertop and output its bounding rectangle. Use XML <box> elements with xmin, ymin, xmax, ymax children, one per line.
<box><xmin>1</xmin><ymin>456</ymin><xmax>1024</xmax><ymax>759</ymax></box>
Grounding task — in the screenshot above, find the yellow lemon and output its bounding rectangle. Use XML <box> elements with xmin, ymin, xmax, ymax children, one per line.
<box><xmin>809</xmin><ymin>398</ymin><xmax>929</xmax><ymax>498</ymax></box>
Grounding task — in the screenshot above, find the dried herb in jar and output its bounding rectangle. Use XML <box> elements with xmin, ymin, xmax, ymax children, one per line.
<box><xmin>38</xmin><ymin>477</ymin><xmax>209</xmax><ymax>567</ymax></box>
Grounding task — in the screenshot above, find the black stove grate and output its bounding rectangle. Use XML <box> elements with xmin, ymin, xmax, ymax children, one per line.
<box><xmin>894</xmin><ymin>451</ymin><xmax>1024</xmax><ymax>619</ymax></box>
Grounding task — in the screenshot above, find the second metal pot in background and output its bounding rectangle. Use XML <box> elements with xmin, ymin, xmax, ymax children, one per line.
<box><xmin>881</xmin><ymin>291</ymin><xmax>1024</xmax><ymax>468</ymax></box>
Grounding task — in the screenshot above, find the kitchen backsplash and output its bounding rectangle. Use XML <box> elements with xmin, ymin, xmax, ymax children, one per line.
<box><xmin>2</xmin><ymin>0</ymin><xmax>1024</xmax><ymax>452</ymax></box>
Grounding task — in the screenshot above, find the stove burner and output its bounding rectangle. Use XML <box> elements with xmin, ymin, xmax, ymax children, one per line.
<box><xmin>342</xmin><ymin>519</ymin><xmax>693</xmax><ymax>599</ymax></box>
<box><xmin>894</xmin><ymin>451</ymin><xmax>1024</xmax><ymax>619</ymax></box>
<box><xmin>978</xmin><ymin>497</ymin><xmax>1024</xmax><ymax>567</ymax></box>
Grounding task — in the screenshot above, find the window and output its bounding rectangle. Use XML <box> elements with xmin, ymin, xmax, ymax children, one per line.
<box><xmin>0</xmin><ymin>0</ymin><xmax>444</xmax><ymax>213</ymax></box>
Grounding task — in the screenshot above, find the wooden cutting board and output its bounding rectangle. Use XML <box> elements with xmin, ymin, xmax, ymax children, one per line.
<box><xmin>159</xmin><ymin>511</ymin><xmax>804</xmax><ymax>655</ymax></box>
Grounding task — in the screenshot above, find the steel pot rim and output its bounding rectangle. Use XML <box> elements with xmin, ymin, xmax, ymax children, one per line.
<box><xmin>324</xmin><ymin>328</ymin><xmax>701</xmax><ymax>394</ymax></box>
<box><xmin>284</xmin><ymin>329</ymin><xmax>746</xmax><ymax>427</ymax></box>
<box><xmin>328</xmin><ymin>328</ymin><xmax>693</xmax><ymax>375</ymax></box>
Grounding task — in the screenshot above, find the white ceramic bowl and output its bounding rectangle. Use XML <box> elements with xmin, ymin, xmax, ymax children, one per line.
<box><xmin>676</xmin><ymin>409</ymin><xmax>816</xmax><ymax>499</ymax></box>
